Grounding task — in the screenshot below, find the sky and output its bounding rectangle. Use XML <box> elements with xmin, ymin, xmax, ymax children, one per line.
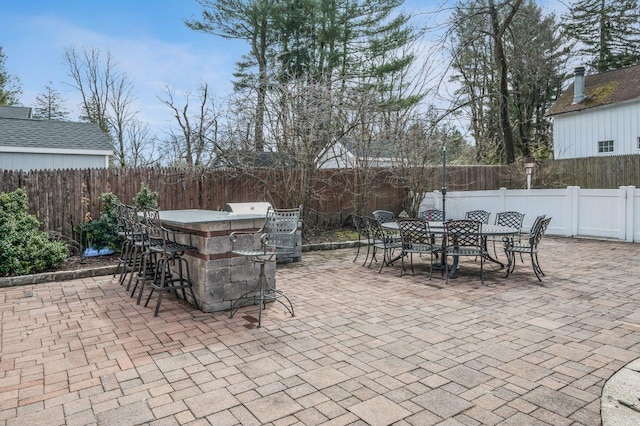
<box><xmin>1</xmin><ymin>0</ymin><xmax>566</xmax><ymax>138</ymax></box>
<box><xmin>1</xmin><ymin>0</ymin><xmax>244</xmax><ymax>135</ymax></box>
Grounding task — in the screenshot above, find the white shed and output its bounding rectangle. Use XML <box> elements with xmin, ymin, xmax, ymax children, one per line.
<box><xmin>547</xmin><ymin>64</ymin><xmax>640</xmax><ymax>159</ymax></box>
<box><xmin>0</xmin><ymin>106</ymin><xmax>112</xmax><ymax>171</ymax></box>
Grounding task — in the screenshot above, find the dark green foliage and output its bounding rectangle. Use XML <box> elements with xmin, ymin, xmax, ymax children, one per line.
<box><xmin>563</xmin><ymin>0</ymin><xmax>640</xmax><ymax>72</ymax></box>
<box><xmin>134</xmin><ymin>185</ymin><xmax>158</xmax><ymax>209</ymax></box>
<box><xmin>32</xmin><ymin>82</ymin><xmax>70</xmax><ymax>120</ymax></box>
<box><xmin>0</xmin><ymin>45</ymin><xmax>21</xmax><ymax>106</ymax></box>
<box><xmin>77</xmin><ymin>187</ymin><xmax>156</xmax><ymax>253</ymax></box>
<box><xmin>0</xmin><ymin>189</ymin><xmax>68</xmax><ymax>276</ymax></box>
<box><xmin>77</xmin><ymin>193</ymin><xmax>122</xmax><ymax>251</ymax></box>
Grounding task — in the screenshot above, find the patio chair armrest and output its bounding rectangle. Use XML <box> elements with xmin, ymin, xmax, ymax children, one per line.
<box><xmin>229</xmin><ymin>230</ymin><xmax>258</xmax><ymax>243</ymax></box>
<box><xmin>229</xmin><ymin>230</ymin><xmax>266</xmax><ymax>253</ymax></box>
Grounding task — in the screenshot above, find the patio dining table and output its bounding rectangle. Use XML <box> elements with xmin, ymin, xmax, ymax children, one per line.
<box><xmin>382</xmin><ymin>220</ymin><xmax>519</xmax><ymax>273</ymax></box>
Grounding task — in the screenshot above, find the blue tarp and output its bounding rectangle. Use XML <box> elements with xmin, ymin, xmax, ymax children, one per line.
<box><xmin>82</xmin><ymin>247</ymin><xmax>115</xmax><ymax>257</ymax></box>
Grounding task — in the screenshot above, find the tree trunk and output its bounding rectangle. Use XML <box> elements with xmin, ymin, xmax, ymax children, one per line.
<box><xmin>489</xmin><ymin>0</ymin><xmax>522</xmax><ymax>164</ymax></box>
<box><xmin>254</xmin><ymin>16</ymin><xmax>268</xmax><ymax>152</ymax></box>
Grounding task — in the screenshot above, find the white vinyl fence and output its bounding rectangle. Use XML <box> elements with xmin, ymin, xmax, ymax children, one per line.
<box><xmin>421</xmin><ymin>186</ymin><xmax>640</xmax><ymax>243</ymax></box>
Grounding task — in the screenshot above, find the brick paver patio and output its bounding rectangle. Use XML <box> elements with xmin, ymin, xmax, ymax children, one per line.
<box><xmin>1</xmin><ymin>236</ymin><xmax>639</xmax><ymax>425</ymax></box>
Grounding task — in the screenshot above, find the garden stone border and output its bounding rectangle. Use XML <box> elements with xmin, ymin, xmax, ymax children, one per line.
<box><xmin>0</xmin><ymin>241</ymin><xmax>362</xmax><ymax>287</ymax></box>
<box><xmin>0</xmin><ymin>265</ymin><xmax>119</xmax><ymax>288</ymax></box>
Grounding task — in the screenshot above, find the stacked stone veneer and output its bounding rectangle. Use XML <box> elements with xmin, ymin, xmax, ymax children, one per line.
<box><xmin>167</xmin><ymin>215</ymin><xmax>275</xmax><ymax>313</ymax></box>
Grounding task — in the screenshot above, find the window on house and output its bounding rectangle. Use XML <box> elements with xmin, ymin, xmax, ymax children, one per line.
<box><xmin>598</xmin><ymin>140</ymin><xmax>614</xmax><ymax>153</ymax></box>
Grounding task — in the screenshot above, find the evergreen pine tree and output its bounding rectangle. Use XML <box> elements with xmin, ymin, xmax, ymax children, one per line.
<box><xmin>32</xmin><ymin>82</ymin><xmax>70</xmax><ymax>120</ymax></box>
<box><xmin>563</xmin><ymin>0</ymin><xmax>640</xmax><ymax>72</ymax></box>
<box><xmin>0</xmin><ymin>45</ymin><xmax>22</xmax><ymax>106</ymax></box>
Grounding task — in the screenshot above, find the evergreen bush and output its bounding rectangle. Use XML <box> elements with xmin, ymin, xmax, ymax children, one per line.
<box><xmin>77</xmin><ymin>193</ymin><xmax>122</xmax><ymax>251</ymax></box>
<box><xmin>0</xmin><ymin>188</ymin><xmax>68</xmax><ymax>276</ymax></box>
<box><xmin>134</xmin><ymin>184</ymin><xmax>158</xmax><ymax>209</ymax></box>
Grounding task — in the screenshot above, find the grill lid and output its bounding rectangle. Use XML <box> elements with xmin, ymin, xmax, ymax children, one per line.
<box><xmin>224</xmin><ymin>202</ymin><xmax>272</xmax><ymax>216</ymax></box>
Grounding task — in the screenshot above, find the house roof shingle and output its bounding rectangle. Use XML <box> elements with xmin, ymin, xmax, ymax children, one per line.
<box><xmin>547</xmin><ymin>63</ymin><xmax>640</xmax><ymax>116</ymax></box>
<box><xmin>343</xmin><ymin>138</ymin><xmax>399</xmax><ymax>159</ymax></box>
<box><xmin>0</xmin><ymin>106</ymin><xmax>33</xmax><ymax>119</ymax></box>
<box><xmin>0</xmin><ymin>117</ymin><xmax>112</xmax><ymax>152</ymax></box>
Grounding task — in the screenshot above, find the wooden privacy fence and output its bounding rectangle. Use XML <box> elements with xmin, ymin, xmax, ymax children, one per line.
<box><xmin>554</xmin><ymin>155</ymin><xmax>640</xmax><ymax>188</ymax></box>
<box><xmin>0</xmin><ymin>165</ymin><xmax>511</xmax><ymax>241</ymax></box>
<box><xmin>5</xmin><ymin>155</ymin><xmax>640</xmax><ymax>242</ymax></box>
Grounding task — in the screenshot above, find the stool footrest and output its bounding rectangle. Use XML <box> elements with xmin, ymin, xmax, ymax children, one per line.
<box><xmin>228</xmin><ymin>262</ymin><xmax>294</xmax><ymax>328</ymax></box>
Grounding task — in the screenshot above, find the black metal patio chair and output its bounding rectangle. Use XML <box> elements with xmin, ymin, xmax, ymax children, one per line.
<box><xmin>488</xmin><ymin>211</ymin><xmax>525</xmax><ymax>259</ymax></box>
<box><xmin>368</xmin><ymin>217</ymin><xmax>403</xmax><ymax>273</ymax></box>
<box><xmin>443</xmin><ymin>219</ymin><xmax>487</xmax><ymax>284</ymax></box>
<box><xmin>504</xmin><ymin>216</ymin><xmax>552</xmax><ymax>281</ymax></box>
<box><xmin>397</xmin><ymin>218</ymin><xmax>437</xmax><ymax>278</ymax></box>
<box><xmin>465</xmin><ymin>209</ymin><xmax>491</xmax><ymax>224</ymax></box>
<box><xmin>419</xmin><ymin>209</ymin><xmax>444</xmax><ymax>221</ymax></box>
<box><xmin>351</xmin><ymin>213</ymin><xmax>372</xmax><ymax>266</ymax></box>
<box><xmin>140</xmin><ymin>208</ymin><xmax>200</xmax><ymax>316</ymax></box>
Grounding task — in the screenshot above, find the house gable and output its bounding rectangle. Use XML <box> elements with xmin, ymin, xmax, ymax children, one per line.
<box><xmin>547</xmin><ymin>64</ymin><xmax>640</xmax><ymax>117</ymax></box>
<box><xmin>318</xmin><ymin>139</ymin><xmax>400</xmax><ymax>169</ymax></box>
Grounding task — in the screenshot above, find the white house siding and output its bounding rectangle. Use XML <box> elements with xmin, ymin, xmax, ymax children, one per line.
<box><xmin>0</xmin><ymin>152</ymin><xmax>109</xmax><ymax>171</ymax></box>
<box><xmin>553</xmin><ymin>99</ymin><xmax>640</xmax><ymax>159</ymax></box>
<box><xmin>318</xmin><ymin>143</ymin><xmax>357</xmax><ymax>169</ymax></box>
<box><xmin>317</xmin><ymin>142</ymin><xmax>396</xmax><ymax>169</ymax></box>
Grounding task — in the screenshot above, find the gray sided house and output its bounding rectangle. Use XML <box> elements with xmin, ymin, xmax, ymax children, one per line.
<box><xmin>0</xmin><ymin>106</ymin><xmax>112</xmax><ymax>171</ymax></box>
<box><xmin>547</xmin><ymin>64</ymin><xmax>640</xmax><ymax>159</ymax></box>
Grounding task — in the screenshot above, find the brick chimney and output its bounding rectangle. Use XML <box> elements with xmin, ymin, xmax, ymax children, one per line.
<box><xmin>572</xmin><ymin>66</ymin><xmax>586</xmax><ymax>104</ymax></box>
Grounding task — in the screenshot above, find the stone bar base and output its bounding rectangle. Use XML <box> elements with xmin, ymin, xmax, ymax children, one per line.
<box><xmin>159</xmin><ymin>210</ymin><xmax>275</xmax><ymax>313</ymax></box>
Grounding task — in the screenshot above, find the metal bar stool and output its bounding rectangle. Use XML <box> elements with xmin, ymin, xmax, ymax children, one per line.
<box><xmin>229</xmin><ymin>205</ymin><xmax>302</xmax><ymax>328</ymax></box>
<box><xmin>140</xmin><ymin>208</ymin><xmax>200</xmax><ymax>316</ymax></box>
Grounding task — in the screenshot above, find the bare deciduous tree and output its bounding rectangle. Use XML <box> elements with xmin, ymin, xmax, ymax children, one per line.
<box><xmin>108</xmin><ymin>75</ymin><xmax>137</xmax><ymax>167</ymax></box>
<box><xmin>127</xmin><ymin>120</ymin><xmax>159</xmax><ymax>167</ymax></box>
<box><xmin>64</xmin><ymin>47</ymin><xmax>113</xmax><ymax>135</ymax></box>
<box><xmin>160</xmin><ymin>83</ymin><xmax>221</xmax><ymax>167</ymax></box>
<box><xmin>64</xmin><ymin>46</ymin><xmax>158</xmax><ymax>167</ymax></box>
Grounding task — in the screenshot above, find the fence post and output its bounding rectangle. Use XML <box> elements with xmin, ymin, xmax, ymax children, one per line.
<box><xmin>499</xmin><ymin>187</ymin><xmax>507</xmax><ymax>212</ymax></box>
<box><xmin>625</xmin><ymin>186</ymin><xmax>635</xmax><ymax>242</ymax></box>
<box><xmin>568</xmin><ymin>186</ymin><xmax>580</xmax><ymax>237</ymax></box>
<box><xmin>618</xmin><ymin>186</ymin><xmax>627</xmax><ymax>241</ymax></box>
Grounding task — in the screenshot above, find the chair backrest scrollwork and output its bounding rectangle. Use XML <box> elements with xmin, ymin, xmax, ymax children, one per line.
<box><xmin>262</xmin><ymin>206</ymin><xmax>303</xmax><ymax>255</ymax></box>
<box><xmin>398</xmin><ymin>218</ymin><xmax>432</xmax><ymax>248</ymax></box>
<box><xmin>495</xmin><ymin>211</ymin><xmax>524</xmax><ymax>231</ymax></box>
<box><xmin>420</xmin><ymin>209</ymin><xmax>444</xmax><ymax>222</ymax></box>
<box><xmin>372</xmin><ymin>210</ymin><xmax>396</xmax><ymax>225</ymax></box>
<box><xmin>465</xmin><ymin>210</ymin><xmax>491</xmax><ymax>224</ymax></box>
<box><xmin>444</xmin><ymin>219</ymin><xmax>483</xmax><ymax>249</ymax></box>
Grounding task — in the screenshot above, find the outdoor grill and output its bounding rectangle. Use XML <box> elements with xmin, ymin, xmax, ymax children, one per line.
<box><xmin>224</xmin><ymin>201</ymin><xmax>273</xmax><ymax>216</ymax></box>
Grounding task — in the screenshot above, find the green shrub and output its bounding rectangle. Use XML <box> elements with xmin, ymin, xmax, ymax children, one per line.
<box><xmin>0</xmin><ymin>188</ymin><xmax>68</xmax><ymax>276</ymax></box>
<box><xmin>134</xmin><ymin>184</ymin><xmax>158</xmax><ymax>209</ymax></box>
<box><xmin>76</xmin><ymin>186</ymin><xmax>156</xmax><ymax>253</ymax></box>
<box><xmin>77</xmin><ymin>192</ymin><xmax>122</xmax><ymax>251</ymax></box>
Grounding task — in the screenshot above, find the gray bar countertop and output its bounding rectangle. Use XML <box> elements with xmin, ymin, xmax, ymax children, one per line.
<box><xmin>158</xmin><ymin>209</ymin><xmax>265</xmax><ymax>226</ymax></box>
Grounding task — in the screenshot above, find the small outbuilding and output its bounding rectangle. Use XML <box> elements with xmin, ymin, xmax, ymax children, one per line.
<box><xmin>0</xmin><ymin>106</ymin><xmax>113</xmax><ymax>171</ymax></box>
